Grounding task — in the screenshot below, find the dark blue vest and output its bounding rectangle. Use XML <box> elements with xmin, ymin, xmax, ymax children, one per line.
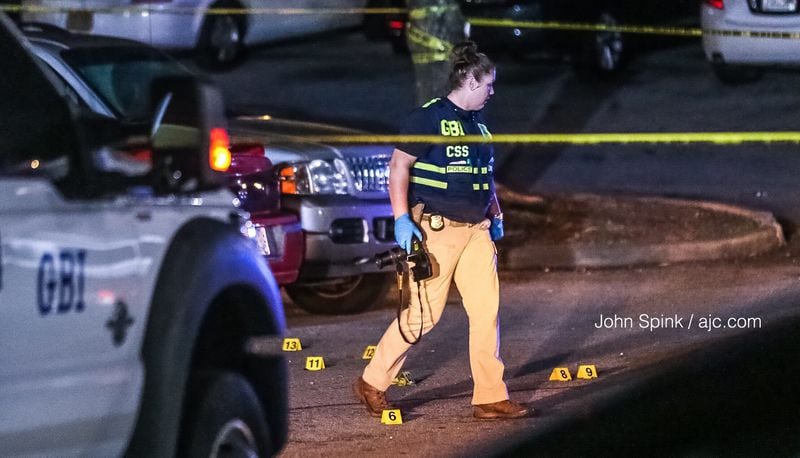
<box><xmin>408</xmin><ymin>97</ymin><xmax>494</xmax><ymax>224</ymax></box>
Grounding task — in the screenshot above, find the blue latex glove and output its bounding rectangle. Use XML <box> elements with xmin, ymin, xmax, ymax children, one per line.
<box><xmin>489</xmin><ymin>216</ymin><xmax>504</xmax><ymax>241</ymax></box>
<box><xmin>394</xmin><ymin>213</ymin><xmax>423</xmax><ymax>253</ymax></box>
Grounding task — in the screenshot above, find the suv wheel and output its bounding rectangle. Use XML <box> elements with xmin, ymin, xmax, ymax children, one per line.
<box><xmin>711</xmin><ymin>62</ymin><xmax>762</xmax><ymax>85</ymax></box>
<box><xmin>573</xmin><ymin>11</ymin><xmax>625</xmax><ymax>78</ymax></box>
<box><xmin>179</xmin><ymin>370</ymin><xmax>271</xmax><ymax>457</ymax></box>
<box><xmin>197</xmin><ymin>11</ymin><xmax>246</xmax><ymax>71</ymax></box>
<box><xmin>286</xmin><ymin>273</ymin><xmax>393</xmax><ymax>314</ymax></box>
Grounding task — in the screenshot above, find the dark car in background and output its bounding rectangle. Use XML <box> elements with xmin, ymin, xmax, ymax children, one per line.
<box><xmin>368</xmin><ymin>0</ymin><xmax>700</xmax><ymax>77</ymax></box>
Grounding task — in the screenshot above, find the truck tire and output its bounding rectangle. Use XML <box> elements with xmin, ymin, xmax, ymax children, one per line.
<box><xmin>179</xmin><ymin>370</ymin><xmax>272</xmax><ymax>458</ymax></box>
<box><xmin>286</xmin><ymin>273</ymin><xmax>393</xmax><ymax>315</ymax></box>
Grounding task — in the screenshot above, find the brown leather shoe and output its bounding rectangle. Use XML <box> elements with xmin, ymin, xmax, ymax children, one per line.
<box><xmin>473</xmin><ymin>399</ymin><xmax>531</xmax><ymax>419</ymax></box>
<box><xmin>353</xmin><ymin>377</ymin><xmax>395</xmax><ymax>417</ymax></box>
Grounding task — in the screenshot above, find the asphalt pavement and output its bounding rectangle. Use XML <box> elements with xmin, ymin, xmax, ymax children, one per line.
<box><xmin>279</xmin><ymin>252</ymin><xmax>800</xmax><ymax>457</ymax></box>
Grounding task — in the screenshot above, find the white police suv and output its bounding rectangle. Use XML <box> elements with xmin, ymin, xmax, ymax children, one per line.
<box><xmin>0</xmin><ymin>14</ymin><xmax>287</xmax><ymax>457</ymax></box>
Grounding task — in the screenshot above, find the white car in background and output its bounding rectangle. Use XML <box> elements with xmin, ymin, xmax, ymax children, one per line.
<box><xmin>21</xmin><ymin>0</ymin><xmax>367</xmax><ymax>68</ymax></box>
<box><xmin>702</xmin><ymin>0</ymin><xmax>800</xmax><ymax>83</ymax></box>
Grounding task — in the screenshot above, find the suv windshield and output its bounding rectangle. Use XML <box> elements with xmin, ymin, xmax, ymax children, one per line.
<box><xmin>61</xmin><ymin>46</ymin><xmax>191</xmax><ymax>121</ymax></box>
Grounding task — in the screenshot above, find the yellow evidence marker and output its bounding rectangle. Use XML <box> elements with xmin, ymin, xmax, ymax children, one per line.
<box><xmin>391</xmin><ymin>371</ymin><xmax>415</xmax><ymax>386</ymax></box>
<box><xmin>577</xmin><ymin>365</ymin><xmax>598</xmax><ymax>379</ymax></box>
<box><xmin>362</xmin><ymin>345</ymin><xmax>377</xmax><ymax>360</ymax></box>
<box><xmin>549</xmin><ymin>367</ymin><xmax>572</xmax><ymax>381</ymax></box>
<box><xmin>282</xmin><ymin>338</ymin><xmax>302</xmax><ymax>351</ymax></box>
<box><xmin>304</xmin><ymin>356</ymin><xmax>325</xmax><ymax>371</ymax></box>
<box><xmin>381</xmin><ymin>409</ymin><xmax>403</xmax><ymax>425</ymax></box>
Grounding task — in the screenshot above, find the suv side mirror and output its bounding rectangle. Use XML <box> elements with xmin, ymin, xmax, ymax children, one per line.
<box><xmin>149</xmin><ymin>76</ymin><xmax>230</xmax><ymax>194</ymax></box>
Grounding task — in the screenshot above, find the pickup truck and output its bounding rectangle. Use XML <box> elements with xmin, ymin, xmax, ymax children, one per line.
<box><xmin>227</xmin><ymin>143</ymin><xmax>304</xmax><ymax>286</ymax></box>
<box><xmin>230</xmin><ymin>116</ymin><xmax>396</xmax><ymax>314</ymax></box>
<box><xmin>0</xmin><ymin>15</ymin><xmax>287</xmax><ymax>456</ymax></box>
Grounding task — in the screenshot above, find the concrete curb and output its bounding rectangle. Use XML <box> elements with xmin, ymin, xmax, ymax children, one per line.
<box><xmin>497</xmin><ymin>194</ymin><xmax>785</xmax><ymax>269</ymax></box>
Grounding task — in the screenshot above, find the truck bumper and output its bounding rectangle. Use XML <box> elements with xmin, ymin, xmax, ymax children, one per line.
<box><xmin>282</xmin><ymin>195</ymin><xmax>395</xmax><ymax>280</ymax></box>
<box><xmin>249</xmin><ymin>212</ymin><xmax>304</xmax><ymax>286</ymax></box>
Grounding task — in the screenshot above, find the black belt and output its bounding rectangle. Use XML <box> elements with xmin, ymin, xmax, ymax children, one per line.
<box><xmin>421</xmin><ymin>213</ymin><xmax>473</xmax><ymax>227</ymax></box>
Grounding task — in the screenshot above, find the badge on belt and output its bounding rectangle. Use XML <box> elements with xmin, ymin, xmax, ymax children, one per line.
<box><xmin>429</xmin><ymin>214</ymin><xmax>444</xmax><ymax>231</ymax></box>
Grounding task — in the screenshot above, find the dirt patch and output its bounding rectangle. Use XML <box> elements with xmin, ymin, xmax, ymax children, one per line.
<box><xmin>494</xmin><ymin>187</ymin><xmax>784</xmax><ymax>268</ymax></box>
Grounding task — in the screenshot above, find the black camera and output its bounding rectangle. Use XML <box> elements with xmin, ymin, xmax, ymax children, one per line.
<box><xmin>374</xmin><ymin>236</ymin><xmax>433</xmax><ymax>281</ymax></box>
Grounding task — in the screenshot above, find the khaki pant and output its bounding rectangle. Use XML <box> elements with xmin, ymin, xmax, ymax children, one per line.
<box><xmin>362</xmin><ymin>213</ymin><xmax>508</xmax><ymax>405</ymax></box>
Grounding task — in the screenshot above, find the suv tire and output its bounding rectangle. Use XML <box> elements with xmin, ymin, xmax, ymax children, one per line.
<box><xmin>197</xmin><ymin>10</ymin><xmax>246</xmax><ymax>71</ymax></box>
<box><xmin>179</xmin><ymin>370</ymin><xmax>271</xmax><ymax>457</ymax></box>
<box><xmin>286</xmin><ymin>273</ymin><xmax>393</xmax><ymax>314</ymax></box>
<box><xmin>711</xmin><ymin>63</ymin><xmax>762</xmax><ymax>85</ymax></box>
<box><xmin>573</xmin><ymin>11</ymin><xmax>626</xmax><ymax>79</ymax></box>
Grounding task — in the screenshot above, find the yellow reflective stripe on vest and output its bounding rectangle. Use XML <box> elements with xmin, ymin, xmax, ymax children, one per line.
<box><xmin>471</xmin><ymin>167</ymin><xmax>490</xmax><ymax>174</ymax></box>
<box><xmin>421</xmin><ymin>97</ymin><xmax>441</xmax><ymax>109</ymax></box>
<box><xmin>446</xmin><ymin>165</ymin><xmax>473</xmax><ymax>173</ymax></box>
<box><xmin>472</xmin><ymin>183</ymin><xmax>490</xmax><ymax>190</ymax></box>
<box><xmin>412</xmin><ymin>176</ymin><xmax>448</xmax><ymax>189</ymax></box>
<box><xmin>414</xmin><ymin>162</ymin><xmax>446</xmax><ymax>174</ymax></box>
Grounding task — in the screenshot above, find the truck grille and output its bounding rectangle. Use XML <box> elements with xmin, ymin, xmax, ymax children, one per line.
<box><xmin>330</xmin><ymin>218</ymin><xmax>367</xmax><ymax>244</ymax></box>
<box><xmin>347</xmin><ymin>155</ymin><xmax>390</xmax><ymax>193</ymax></box>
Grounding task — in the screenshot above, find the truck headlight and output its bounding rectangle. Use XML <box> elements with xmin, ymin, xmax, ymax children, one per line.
<box><xmin>278</xmin><ymin>159</ymin><xmax>350</xmax><ymax>195</ymax></box>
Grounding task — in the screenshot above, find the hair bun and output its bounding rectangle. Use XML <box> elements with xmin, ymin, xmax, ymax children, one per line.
<box><xmin>452</xmin><ymin>41</ymin><xmax>479</xmax><ymax>61</ymax></box>
<box><xmin>446</xmin><ymin>40</ymin><xmax>494</xmax><ymax>92</ymax></box>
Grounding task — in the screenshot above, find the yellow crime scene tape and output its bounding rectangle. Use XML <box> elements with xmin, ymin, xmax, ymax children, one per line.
<box><xmin>469</xmin><ymin>17</ymin><xmax>800</xmax><ymax>40</ymax></box>
<box><xmin>291</xmin><ymin>132</ymin><xmax>800</xmax><ymax>145</ymax></box>
<box><xmin>407</xmin><ymin>24</ymin><xmax>451</xmax><ymax>63</ymax></box>
<box><xmin>469</xmin><ymin>17</ymin><xmax>701</xmax><ymax>38</ymax></box>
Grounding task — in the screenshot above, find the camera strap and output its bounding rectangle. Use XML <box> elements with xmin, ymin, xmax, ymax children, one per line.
<box><xmin>396</xmin><ymin>265</ymin><xmax>424</xmax><ymax>345</ymax></box>
<box><xmin>397</xmin><ymin>203</ymin><xmax>427</xmax><ymax>345</ymax></box>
